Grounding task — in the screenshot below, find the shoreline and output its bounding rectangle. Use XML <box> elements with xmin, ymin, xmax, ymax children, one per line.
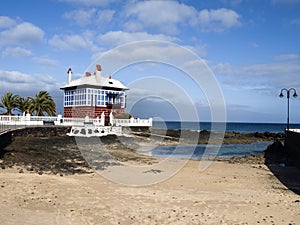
<box><xmin>149</xmin><ymin>128</ymin><xmax>284</xmax><ymax>145</ymax></box>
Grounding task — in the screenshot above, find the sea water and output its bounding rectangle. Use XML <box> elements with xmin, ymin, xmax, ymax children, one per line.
<box><xmin>151</xmin><ymin>142</ymin><xmax>271</xmax><ymax>159</ymax></box>
<box><xmin>152</xmin><ymin>121</ymin><xmax>299</xmax><ymax>133</ymax></box>
<box><xmin>149</xmin><ymin>121</ymin><xmax>300</xmax><ymax>158</ymax></box>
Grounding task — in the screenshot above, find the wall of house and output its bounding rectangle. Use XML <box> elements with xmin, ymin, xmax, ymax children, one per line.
<box><xmin>285</xmin><ymin>130</ymin><xmax>300</xmax><ymax>169</ymax></box>
<box><xmin>64</xmin><ymin>106</ymin><xmax>124</xmax><ymax>125</ymax></box>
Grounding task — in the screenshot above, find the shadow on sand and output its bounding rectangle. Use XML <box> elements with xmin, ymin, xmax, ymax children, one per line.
<box><xmin>265</xmin><ymin>141</ymin><xmax>300</xmax><ymax>195</ymax></box>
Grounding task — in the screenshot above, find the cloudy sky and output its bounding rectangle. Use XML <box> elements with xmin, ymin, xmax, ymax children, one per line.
<box><xmin>1</xmin><ymin>0</ymin><xmax>300</xmax><ymax>123</ymax></box>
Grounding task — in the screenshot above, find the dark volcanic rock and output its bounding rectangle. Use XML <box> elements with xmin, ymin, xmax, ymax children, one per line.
<box><xmin>0</xmin><ymin>127</ymin><xmax>157</xmax><ymax>175</ymax></box>
<box><xmin>227</xmin><ymin>140</ymin><xmax>289</xmax><ymax>165</ymax></box>
<box><xmin>264</xmin><ymin>140</ymin><xmax>287</xmax><ymax>164</ymax></box>
<box><xmin>0</xmin><ymin>136</ymin><xmax>91</xmax><ymax>175</ymax></box>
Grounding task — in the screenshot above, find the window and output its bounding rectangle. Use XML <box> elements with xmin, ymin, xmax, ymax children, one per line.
<box><xmin>64</xmin><ymin>88</ymin><xmax>87</xmax><ymax>106</ymax></box>
<box><xmin>64</xmin><ymin>88</ymin><xmax>126</xmax><ymax>108</ymax></box>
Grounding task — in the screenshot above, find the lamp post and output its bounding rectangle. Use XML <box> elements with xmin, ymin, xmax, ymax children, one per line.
<box><xmin>279</xmin><ymin>88</ymin><xmax>297</xmax><ymax>131</ymax></box>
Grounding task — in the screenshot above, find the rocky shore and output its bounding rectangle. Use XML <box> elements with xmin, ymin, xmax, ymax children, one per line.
<box><xmin>0</xmin><ymin>127</ymin><xmax>287</xmax><ymax>176</ymax></box>
<box><xmin>149</xmin><ymin>128</ymin><xmax>284</xmax><ymax>144</ymax></box>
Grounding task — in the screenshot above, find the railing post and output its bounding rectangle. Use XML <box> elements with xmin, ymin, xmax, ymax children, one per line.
<box><xmin>57</xmin><ymin>113</ymin><xmax>62</xmax><ymax>125</ymax></box>
<box><xmin>130</xmin><ymin>117</ymin><xmax>134</xmax><ymax>126</ymax></box>
<box><xmin>25</xmin><ymin>113</ymin><xmax>30</xmax><ymax>125</ymax></box>
<box><xmin>101</xmin><ymin>112</ymin><xmax>105</xmax><ymax>126</ymax></box>
<box><xmin>149</xmin><ymin>118</ymin><xmax>153</xmax><ymax>126</ymax></box>
<box><xmin>109</xmin><ymin>112</ymin><xmax>114</xmax><ymax>125</ymax></box>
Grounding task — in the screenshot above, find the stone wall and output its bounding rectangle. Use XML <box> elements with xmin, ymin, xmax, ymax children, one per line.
<box><xmin>0</xmin><ymin>127</ymin><xmax>72</xmax><ymax>151</ymax></box>
<box><xmin>10</xmin><ymin>126</ymin><xmax>71</xmax><ymax>137</ymax></box>
<box><xmin>0</xmin><ymin>130</ymin><xmax>13</xmax><ymax>151</ymax></box>
<box><xmin>286</xmin><ymin>130</ymin><xmax>300</xmax><ymax>169</ymax></box>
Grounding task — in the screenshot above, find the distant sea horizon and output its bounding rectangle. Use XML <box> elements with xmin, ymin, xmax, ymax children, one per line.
<box><xmin>152</xmin><ymin>121</ymin><xmax>300</xmax><ymax>133</ymax></box>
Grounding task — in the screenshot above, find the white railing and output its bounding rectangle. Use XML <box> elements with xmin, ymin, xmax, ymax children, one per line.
<box><xmin>0</xmin><ymin>113</ymin><xmax>152</xmax><ymax>129</ymax></box>
<box><xmin>288</xmin><ymin>129</ymin><xmax>300</xmax><ymax>133</ymax></box>
<box><xmin>0</xmin><ymin>114</ymin><xmax>104</xmax><ymax>127</ymax></box>
<box><xmin>111</xmin><ymin>118</ymin><xmax>153</xmax><ymax>127</ymax></box>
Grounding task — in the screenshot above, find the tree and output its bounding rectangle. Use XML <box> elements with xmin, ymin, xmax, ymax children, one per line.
<box><xmin>29</xmin><ymin>91</ymin><xmax>56</xmax><ymax>116</ymax></box>
<box><xmin>0</xmin><ymin>92</ymin><xmax>19</xmax><ymax>115</ymax></box>
<box><xmin>15</xmin><ymin>96</ymin><xmax>31</xmax><ymax>114</ymax></box>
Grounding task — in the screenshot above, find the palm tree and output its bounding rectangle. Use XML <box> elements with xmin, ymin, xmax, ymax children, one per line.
<box><xmin>0</xmin><ymin>92</ymin><xmax>19</xmax><ymax>115</ymax></box>
<box><xmin>15</xmin><ymin>96</ymin><xmax>31</xmax><ymax>114</ymax></box>
<box><xmin>29</xmin><ymin>91</ymin><xmax>56</xmax><ymax>116</ymax></box>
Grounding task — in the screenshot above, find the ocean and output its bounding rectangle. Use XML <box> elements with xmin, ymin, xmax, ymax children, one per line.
<box><xmin>152</xmin><ymin>121</ymin><xmax>300</xmax><ymax>133</ymax></box>
<box><xmin>148</xmin><ymin>121</ymin><xmax>300</xmax><ymax>159</ymax></box>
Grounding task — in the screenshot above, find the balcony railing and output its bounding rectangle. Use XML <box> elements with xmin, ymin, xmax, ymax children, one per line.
<box><xmin>106</xmin><ymin>103</ymin><xmax>122</xmax><ymax>109</ymax></box>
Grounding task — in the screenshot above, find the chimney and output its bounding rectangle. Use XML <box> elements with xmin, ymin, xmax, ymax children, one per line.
<box><xmin>67</xmin><ymin>68</ymin><xmax>72</xmax><ymax>84</ymax></box>
<box><xmin>95</xmin><ymin>64</ymin><xmax>102</xmax><ymax>82</ymax></box>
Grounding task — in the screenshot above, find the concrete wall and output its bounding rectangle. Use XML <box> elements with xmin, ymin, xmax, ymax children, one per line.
<box><xmin>286</xmin><ymin>130</ymin><xmax>300</xmax><ymax>169</ymax></box>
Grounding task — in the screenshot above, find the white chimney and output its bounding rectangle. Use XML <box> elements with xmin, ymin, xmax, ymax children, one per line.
<box><xmin>95</xmin><ymin>64</ymin><xmax>102</xmax><ymax>82</ymax></box>
<box><xmin>67</xmin><ymin>68</ymin><xmax>72</xmax><ymax>84</ymax></box>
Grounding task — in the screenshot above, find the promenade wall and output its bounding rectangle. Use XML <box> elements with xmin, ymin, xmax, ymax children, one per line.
<box><xmin>0</xmin><ymin>127</ymin><xmax>72</xmax><ymax>152</ymax></box>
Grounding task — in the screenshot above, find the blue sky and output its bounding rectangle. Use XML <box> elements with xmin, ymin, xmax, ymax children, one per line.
<box><xmin>1</xmin><ymin>0</ymin><xmax>300</xmax><ymax>123</ymax></box>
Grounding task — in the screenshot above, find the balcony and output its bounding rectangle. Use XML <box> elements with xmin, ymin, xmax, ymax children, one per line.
<box><xmin>106</xmin><ymin>103</ymin><xmax>122</xmax><ymax>109</ymax></box>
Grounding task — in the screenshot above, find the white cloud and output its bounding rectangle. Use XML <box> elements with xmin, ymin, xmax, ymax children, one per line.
<box><xmin>0</xmin><ymin>16</ymin><xmax>16</xmax><ymax>28</ymax></box>
<box><xmin>0</xmin><ymin>22</ymin><xmax>44</xmax><ymax>46</ymax></box>
<box><xmin>291</xmin><ymin>18</ymin><xmax>300</xmax><ymax>26</ymax></box>
<box><xmin>64</xmin><ymin>8</ymin><xmax>97</xmax><ymax>26</ymax></box>
<box><xmin>274</xmin><ymin>54</ymin><xmax>299</xmax><ymax>61</ymax></box>
<box><xmin>90</xmin><ymin>41</ymin><xmax>207</xmax><ymax>75</ymax></box>
<box><xmin>249</xmin><ymin>42</ymin><xmax>259</xmax><ymax>48</ymax></box>
<box><xmin>33</xmin><ymin>57</ymin><xmax>59</xmax><ymax>67</ymax></box>
<box><xmin>124</xmin><ymin>1</ymin><xmax>197</xmax><ymax>34</ymax></box>
<box><xmin>2</xmin><ymin>47</ymin><xmax>32</xmax><ymax>58</ymax></box>
<box><xmin>198</xmin><ymin>8</ymin><xmax>241</xmax><ymax>32</ymax></box>
<box><xmin>215</xmin><ymin>61</ymin><xmax>300</xmax><ymax>92</ymax></box>
<box><xmin>97</xmin><ymin>31</ymin><xmax>178</xmax><ymax>47</ymax></box>
<box><xmin>48</xmin><ymin>33</ymin><xmax>96</xmax><ymax>51</ymax></box>
<box><xmin>64</xmin><ymin>8</ymin><xmax>115</xmax><ymax>27</ymax></box>
<box><xmin>0</xmin><ymin>70</ymin><xmax>61</xmax><ymax>94</ymax></box>
<box><xmin>97</xmin><ymin>9</ymin><xmax>115</xmax><ymax>24</ymax></box>
<box><xmin>213</xmin><ymin>63</ymin><xmax>233</xmax><ymax>75</ymax></box>
<box><xmin>123</xmin><ymin>1</ymin><xmax>241</xmax><ymax>34</ymax></box>
<box><xmin>240</xmin><ymin>62</ymin><xmax>300</xmax><ymax>77</ymax></box>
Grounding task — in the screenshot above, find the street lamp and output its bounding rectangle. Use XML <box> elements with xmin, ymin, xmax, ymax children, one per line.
<box><xmin>279</xmin><ymin>88</ymin><xmax>297</xmax><ymax>131</ymax></box>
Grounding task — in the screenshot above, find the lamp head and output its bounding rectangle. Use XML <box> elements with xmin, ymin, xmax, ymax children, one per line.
<box><xmin>293</xmin><ymin>92</ymin><xmax>298</xmax><ymax>98</ymax></box>
<box><xmin>279</xmin><ymin>92</ymin><xmax>284</xmax><ymax>98</ymax></box>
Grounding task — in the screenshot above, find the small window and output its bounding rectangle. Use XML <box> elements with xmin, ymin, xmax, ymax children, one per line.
<box><xmin>109</xmin><ymin>81</ymin><xmax>113</xmax><ymax>84</ymax></box>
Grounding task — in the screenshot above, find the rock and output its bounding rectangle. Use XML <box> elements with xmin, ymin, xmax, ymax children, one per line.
<box><xmin>264</xmin><ymin>140</ymin><xmax>287</xmax><ymax>164</ymax></box>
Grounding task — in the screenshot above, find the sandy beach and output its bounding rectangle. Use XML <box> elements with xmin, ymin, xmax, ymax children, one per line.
<box><xmin>1</xmin><ymin>158</ymin><xmax>300</xmax><ymax>225</ymax></box>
